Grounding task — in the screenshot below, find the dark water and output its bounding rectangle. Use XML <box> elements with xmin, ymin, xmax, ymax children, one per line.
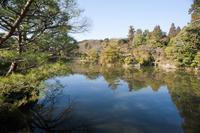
<box><xmin>1</xmin><ymin>65</ymin><xmax>200</xmax><ymax>133</ymax></box>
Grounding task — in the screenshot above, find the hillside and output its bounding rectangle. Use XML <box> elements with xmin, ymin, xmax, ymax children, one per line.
<box><xmin>78</xmin><ymin>40</ymin><xmax>103</xmax><ymax>53</ymax></box>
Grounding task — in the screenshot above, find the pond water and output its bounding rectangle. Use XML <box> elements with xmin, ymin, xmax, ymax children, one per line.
<box><xmin>1</xmin><ymin>65</ymin><xmax>200</xmax><ymax>133</ymax></box>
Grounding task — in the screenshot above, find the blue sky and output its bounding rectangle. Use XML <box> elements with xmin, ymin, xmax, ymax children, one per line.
<box><xmin>73</xmin><ymin>0</ymin><xmax>192</xmax><ymax>41</ymax></box>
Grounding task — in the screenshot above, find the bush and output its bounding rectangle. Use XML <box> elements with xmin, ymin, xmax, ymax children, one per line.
<box><xmin>81</xmin><ymin>49</ymin><xmax>99</xmax><ymax>64</ymax></box>
<box><xmin>123</xmin><ymin>56</ymin><xmax>136</xmax><ymax>65</ymax></box>
<box><xmin>192</xmin><ymin>51</ymin><xmax>200</xmax><ymax>67</ymax></box>
<box><xmin>100</xmin><ymin>44</ymin><xmax>121</xmax><ymax>65</ymax></box>
<box><xmin>132</xmin><ymin>47</ymin><xmax>154</xmax><ymax>66</ymax></box>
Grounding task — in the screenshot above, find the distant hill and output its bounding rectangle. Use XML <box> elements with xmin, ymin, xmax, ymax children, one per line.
<box><xmin>78</xmin><ymin>40</ymin><xmax>103</xmax><ymax>53</ymax></box>
<box><xmin>78</xmin><ymin>38</ymin><xmax>129</xmax><ymax>53</ymax></box>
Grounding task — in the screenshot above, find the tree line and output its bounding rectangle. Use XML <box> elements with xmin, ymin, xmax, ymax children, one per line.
<box><xmin>81</xmin><ymin>0</ymin><xmax>200</xmax><ymax>68</ymax></box>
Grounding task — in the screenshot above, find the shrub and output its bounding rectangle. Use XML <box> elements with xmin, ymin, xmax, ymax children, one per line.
<box><xmin>100</xmin><ymin>44</ymin><xmax>121</xmax><ymax>65</ymax></box>
<box><xmin>132</xmin><ymin>48</ymin><xmax>154</xmax><ymax>66</ymax></box>
<box><xmin>123</xmin><ymin>56</ymin><xmax>136</xmax><ymax>65</ymax></box>
<box><xmin>192</xmin><ymin>51</ymin><xmax>200</xmax><ymax>67</ymax></box>
<box><xmin>81</xmin><ymin>49</ymin><xmax>99</xmax><ymax>64</ymax></box>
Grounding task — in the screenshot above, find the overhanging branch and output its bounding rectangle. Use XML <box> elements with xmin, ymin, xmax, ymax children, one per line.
<box><xmin>0</xmin><ymin>0</ymin><xmax>34</xmax><ymax>46</ymax></box>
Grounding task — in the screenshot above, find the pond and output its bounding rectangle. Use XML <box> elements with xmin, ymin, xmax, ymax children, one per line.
<box><xmin>1</xmin><ymin>64</ymin><xmax>200</xmax><ymax>133</ymax></box>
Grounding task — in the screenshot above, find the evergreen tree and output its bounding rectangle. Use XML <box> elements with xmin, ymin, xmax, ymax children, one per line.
<box><xmin>168</xmin><ymin>23</ymin><xmax>177</xmax><ymax>38</ymax></box>
<box><xmin>143</xmin><ymin>30</ymin><xmax>150</xmax><ymax>37</ymax></box>
<box><xmin>128</xmin><ymin>26</ymin><xmax>135</xmax><ymax>43</ymax></box>
<box><xmin>147</xmin><ymin>25</ymin><xmax>165</xmax><ymax>47</ymax></box>
<box><xmin>152</xmin><ymin>25</ymin><xmax>163</xmax><ymax>41</ymax></box>
<box><xmin>176</xmin><ymin>26</ymin><xmax>181</xmax><ymax>35</ymax></box>
<box><xmin>133</xmin><ymin>29</ymin><xmax>144</xmax><ymax>46</ymax></box>
<box><xmin>143</xmin><ymin>29</ymin><xmax>150</xmax><ymax>43</ymax></box>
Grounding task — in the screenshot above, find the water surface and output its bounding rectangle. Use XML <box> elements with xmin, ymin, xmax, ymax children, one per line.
<box><xmin>2</xmin><ymin>65</ymin><xmax>200</xmax><ymax>133</ymax></box>
<box><xmin>31</xmin><ymin>65</ymin><xmax>200</xmax><ymax>133</ymax></box>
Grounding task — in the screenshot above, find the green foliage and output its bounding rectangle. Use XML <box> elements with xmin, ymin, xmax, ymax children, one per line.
<box><xmin>133</xmin><ymin>29</ymin><xmax>145</xmax><ymax>46</ymax></box>
<box><xmin>165</xmin><ymin>24</ymin><xmax>200</xmax><ymax>67</ymax></box>
<box><xmin>81</xmin><ymin>49</ymin><xmax>99</xmax><ymax>64</ymax></box>
<box><xmin>32</xmin><ymin>33</ymin><xmax>78</xmax><ymax>57</ymax></box>
<box><xmin>147</xmin><ymin>25</ymin><xmax>168</xmax><ymax>47</ymax></box>
<box><xmin>100</xmin><ymin>44</ymin><xmax>121</xmax><ymax>65</ymax></box>
<box><xmin>0</xmin><ymin>0</ymin><xmax>86</xmax><ymax>57</ymax></box>
<box><xmin>0</xmin><ymin>0</ymin><xmax>85</xmax><ymax>40</ymax></box>
<box><xmin>128</xmin><ymin>26</ymin><xmax>135</xmax><ymax>43</ymax></box>
<box><xmin>132</xmin><ymin>47</ymin><xmax>154</xmax><ymax>66</ymax></box>
<box><xmin>0</xmin><ymin>50</ymin><xmax>18</xmax><ymax>62</ymax></box>
<box><xmin>0</xmin><ymin>63</ymin><xmax>71</xmax><ymax>106</ymax></box>
<box><xmin>118</xmin><ymin>39</ymin><xmax>129</xmax><ymax>45</ymax></box>
<box><xmin>151</xmin><ymin>25</ymin><xmax>163</xmax><ymax>41</ymax></box>
<box><xmin>176</xmin><ymin>27</ymin><xmax>181</xmax><ymax>35</ymax></box>
<box><xmin>192</xmin><ymin>51</ymin><xmax>200</xmax><ymax>67</ymax></box>
<box><xmin>168</xmin><ymin>23</ymin><xmax>180</xmax><ymax>38</ymax></box>
<box><xmin>123</xmin><ymin>56</ymin><xmax>136</xmax><ymax>65</ymax></box>
<box><xmin>189</xmin><ymin>0</ymin><xmax>200</xmax><ymax>22</ymax></box>
<box><xmin>87</xmin><ymin>50</ymin><xmax>99</xmax><ymax>63</ymax></box>
<box><xmin>0</xmin><ymin>50</ymin><xmax>50</xmax><ymax>74</ymax></box>
<box><xmin>18</xmin><ymin>52</ymin><xmax>50</xmax><ymax>69</ymax></box>
<box><xmin>79</xmin><ymin>23</ymin><xmax>198</xmax><ymax>69</ymax></box>
<box><xmin>143</xmin><ymin>29</ymin><xmax>150</xmax><ymax>42</ymax></box>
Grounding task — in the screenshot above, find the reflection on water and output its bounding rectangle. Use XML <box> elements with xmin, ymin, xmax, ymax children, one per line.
<box><xmin>31</xmin><ymin>80</ymin><xmax>96</xmax><ymax>133</ymax></box>
<box><xmin>1</xmin><ymin>64</ymin><xmax>200</xmax><ymax>133</ymax></box>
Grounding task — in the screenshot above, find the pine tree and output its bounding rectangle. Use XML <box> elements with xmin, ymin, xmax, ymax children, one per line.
<box><xmin>128</xmin><ymin>26</ymin><xmax>135</xmax><ymax>43</ymax></box>
<box><xmin>148</xmin><ymin>25</ymin><xmax>165</xmax><ymax>47</ymax></box>
<box><xmin>143</xmin><ymin>29</ymin><xmax>150</xmax><ymax>43</ymax></box>
<box><xmin>152</xmin><ymin>25</ymin><xmax>163</xmax><ymax>41</ymax></box>
<box><xmin>168</xmin><ymin>23</ymin><xmax>177</xmax><ymax>38</ymax></box>
<box><xmin>134</xmin><ymin>29</ymin><xmax>144</xmax><ymax>46</ymax></box>
<box><xmin>176</xmin><ymin>26</ymin><xmax>181</xmax><ymax>35</ymax></box>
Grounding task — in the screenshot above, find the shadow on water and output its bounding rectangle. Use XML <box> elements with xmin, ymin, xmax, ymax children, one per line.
<box><xmin>30</xmin><ymin>80</ymin><xmax>98</xmax><ymax>133</ymax></box>
<box><xmin>0</xmin><ymin>63</ymin><xmax>200</xmax><ymax>133</ymax></box>
<box><xmin>0</xmin><ymin>79</ymin><xmax>97</xmax><ymax>133</ymax></box>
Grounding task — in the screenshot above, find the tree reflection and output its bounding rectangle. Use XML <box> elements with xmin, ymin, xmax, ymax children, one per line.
<box><xmin>71</xmin><ymin>64</ymin><xmax>200</xmax><ymax>133</ymax></box>
<box><xmin>71</xmin><ymin>64</ymin><xmax>100</xmax><ymax>80</ymax></box>
<box><xmin>30</xmin><ymin>80</ymin><xmax>96</xmax><ymax>133</ymax></box>
<box><xmin>101</xmin><ymin>67</ymin><xmax>122</xmax><ymax>90</ymax></box>
<box><xmin>166</xmin><ymin>73</ymin><xmax>200</xmax><ymax>133</ymax></box>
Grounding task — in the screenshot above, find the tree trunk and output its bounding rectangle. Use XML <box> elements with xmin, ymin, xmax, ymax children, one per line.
<box><xmin>0</xmin><ymin>0</ymin><xmax>34</xmax><ymax>46</ymax></box>
<box><xmin>6</xmin><ymin>61</ymin><xmax>17</xmax><ymax>76</ymax></box>
<box><xmin>18</xmin><ymin>28</ymin><xmax>23</xmax><ymax>54</ymax></box>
